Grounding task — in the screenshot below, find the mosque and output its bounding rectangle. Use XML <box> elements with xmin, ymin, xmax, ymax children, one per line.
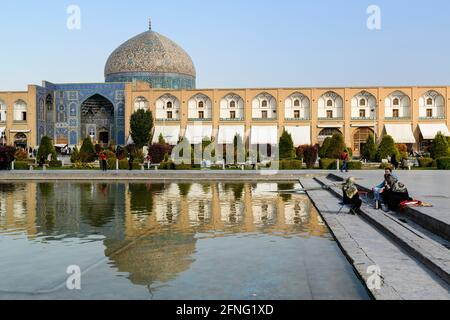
<box><xmin>1</xmin><ymin>21</ymin><xmax>449</xmax><ymax>156</ymax></box>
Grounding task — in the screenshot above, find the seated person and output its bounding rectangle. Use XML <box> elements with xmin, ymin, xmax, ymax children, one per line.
<box><xmin>373</xmin><ymin>168</ymin><xmax>398</xmax><ymax>209</ymax></box>
<box><xmin>342</xmin><ymin>177</ymin><xmax>362</xmax><ymax>215</ymax></box>
<box><xmin>382</xmin><ymin>174</ymin><xmax>412</xmax><ymax>211</ymax></box>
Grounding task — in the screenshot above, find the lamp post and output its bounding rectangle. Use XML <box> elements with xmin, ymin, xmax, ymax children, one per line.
<box><xmin>371</xmin><ymin>105</ymin><xmax>377</xmax><ymax>143</ymax></box>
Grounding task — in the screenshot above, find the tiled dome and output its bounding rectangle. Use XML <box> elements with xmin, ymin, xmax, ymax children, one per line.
<box><xmin>104</xmin><ymin>28</ymin><xmax>196</xmax><ymax>88</ymax></box>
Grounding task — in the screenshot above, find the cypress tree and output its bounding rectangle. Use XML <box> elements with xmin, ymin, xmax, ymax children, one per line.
<box><xmin>279</xmin><ymin>130</ymin><xmax>295</xmax><ymax>160</ymax></box>
<box><xmin>431</xmin><ymin>132</ymin><xmax>450</xmax><ymax>159</ymax></box>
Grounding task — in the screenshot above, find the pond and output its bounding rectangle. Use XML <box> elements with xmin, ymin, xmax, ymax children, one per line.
<box><xmin>0</xmin><ymin>182</ymin><xmax>370</xmax><ymax>300</ymax></box>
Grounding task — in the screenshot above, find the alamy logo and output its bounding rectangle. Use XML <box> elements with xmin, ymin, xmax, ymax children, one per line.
<box><xmin>367</xmin><ymin>5</ymin><xmax>381</xmax><ymax>30</ymax></box>
<box><xmin>66</xmin><ymin>265</ymin><xmax>81</xmax><ymax>290</ymax></box>
<box><xmin>366</xmin><ymin>265</ymin><xmax>382</xmax><ymax>290</ymax></box>
<box><xmin>66</xmin><ymin>5</ymin><xmax>81</xmax><ymax>30</ymax></box>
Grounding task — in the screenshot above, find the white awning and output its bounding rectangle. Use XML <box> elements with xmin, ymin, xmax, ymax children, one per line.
<box><xmin>9</xmin><ymin>129</ymin><xmax>30</xmax><ymax>133</ymax></box>
<box><xmin>152</xmin><ymin>126</ymin><xmax>181</xmax><ymax>145</ymax></box>
<box><xmin>317</xmin><ymin>124</ymin><xmax>343</xmax><ymax>128</ymax></box>
<box><xmin>184</xmin><ymin>125</ymin><xmax>213</xmax><ymax>144</ymax></box>
<box><xmin>251</xmin><ymin>126</ymin><xmax>278</xmax><ymax>145</ymax></box>
<box><xmin>285</xmin><ymin>126</ymin><xmax>311</xmax><ymax>146</ymax></box>
<box><xmin>418</xmin><ymin>123</ymin><xmax>450</xmax><ymax>140</ymax></box>
<box><xmin>384</xmin><ymin>124</ymin><xmax>416</xmax><ymax>144</ymax></box>
<box><xmin>217</xmin><ymin>126</ymin><xmax>245</xmax><ymax>144</ymax></box>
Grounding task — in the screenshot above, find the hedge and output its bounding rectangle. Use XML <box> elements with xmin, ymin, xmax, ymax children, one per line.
<box><xmin>106</xmin><ymin>158</ymin><xmax>141</xmax><ymax>170</ymax></box>
<box><xmin>418</xmin><ymin>157</ymin><xmax>434</xmax><ymax>168</ymax></box>
<box><xmin>437</xmin><ymin>157</ymin><xmax>450</xmax><ymax>170</ymax></box>
<box><xmin>49</xmin><ymin>160</ymin><xmax>62</xmax><ymax>168</ymax></box>
<box><xmin>14</xmin><ymin>161</ymin><xmax>30</xmax><ymax>170</ymax></box>
<box><xmin>279</xmin><ymin>160</ymin><xmax>304</xmax><ymax>170</ymax></box>
<box><xmin>319</xmin><ymin>158</ymin><xmax>362</xmax><ymax>170</ymax></box>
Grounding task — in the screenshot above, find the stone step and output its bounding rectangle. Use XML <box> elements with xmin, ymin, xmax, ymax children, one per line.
<box><xmin>313</xmin><ymin>175</ymin><xmax>450</xmax><ymax>287</ymax></box>
<box><xmin>300</xmin><ymin>177</ymin><xmax>450</xmax><ymax>300</ymax></box>
<box><xmin>328</xmin><ymin>172</ymin><xmax>450</xmax><ymax>242</ymax></box>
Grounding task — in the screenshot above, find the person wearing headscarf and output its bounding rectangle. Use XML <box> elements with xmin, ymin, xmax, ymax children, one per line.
<box><xmin>381</xmin><ymin>172</ymin><xmax>412</xmax><ymax>211</ymax></box>
<box><xmin>342</xmin><ymin>177</ymin><xmax>362</xmax><ymax>215</ymax></box>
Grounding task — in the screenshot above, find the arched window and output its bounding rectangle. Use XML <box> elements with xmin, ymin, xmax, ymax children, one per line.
<box><xmin>326</xmin><ymin>99</ymin><xmax>333</xmax><ymax>107</ymax></box>
<box><xmin>14</xmin><ymin>100</ymin><xmax>27</xmax><ymax>122</ymax></box>
<box><xmin>230</xmin><ymin>101</ymin><xmax>236</xmax><ymax>108</ymax></box>
<box><xmin>393</xmin><ymin>98</ymin><xmax>400</xmax><ymax>106</ymax></box>
<box><xmin>294</xmin><ymin>99</ymin><xmax>300</xmax><ymax>107</ymax></box>
<box><xmin>426</xmin><ymin>98</ymin><xmax>433</xmax><ymax>106</ymax></box>
<box><xmin>198</xmin><ymin>101</ymin><xmax>204</xmax><ymax>109</ymax></box>
<box><xmin>359</xmin><ymin>99</ymin><xmax>366</xmax><ymax>106</ymax></box>
<box><xmin>0</xmin><ymin>100</ymin><xmax>7</xmax><ymax>122</ymax></box>
<box><xmin>134</xmin><ymin>97</ymin><xmax>148</xmax><ymax>112</ymax></box>
<box><xmin>166</xmin><ymin>101</ymin><xmax>173</xmax><ymax>109</ymax></box>
<box><xmin>46</xmin><ymin>95</ymin><xmax>53</xmax><ymax>111</ymax></box>
<box><xmin>262</xmin><ymin>100</ymin><xmax>268</xmax><ymax>108</ymax></box>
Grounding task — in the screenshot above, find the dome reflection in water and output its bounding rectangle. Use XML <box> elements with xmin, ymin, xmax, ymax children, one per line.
<box><xmin>0</xmin><ymin>182</ymin><xmax>370</xmax><ymax>300</ymax></box>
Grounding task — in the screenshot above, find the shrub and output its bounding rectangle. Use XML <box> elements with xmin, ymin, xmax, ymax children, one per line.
<box><xmin>80</xmin><ymin>137</ymin><xmax>96</xmax><ymax>163</ymax></box>
<box><xmin>160</xmin><ymin>161</ymin><xmax>176</xmax><ymax>170</ymax></box>
<box><xmin>14</xmin><ymin>161</ymin><xmax>30</xmax><ymax>170</ymax></box>
<box><xmin>376</xmin><ymin>135</ymin><xmax>398</xmax><ymax>162</ymax></box>
<box><xmin>326</xmin><ymin>133</ymin><xmax>346</xmax><ymax>159</ymax></box>
<box><xmin>303</xmin><ymin>145</ymin><xmax>319</xmax><ymax>169</ymax></box>
<box><xmin>437</xmin><ymin>157</ymin><xmax>450</xmax><ymax>170</ymax></box>
<box><xmin>418</xmin><ymin>157</ymin><xmax>434</xmax><ymax>168</ymax></box>
<box><xmin>148</xmin><ymin>143</ymin><xmax>172</xmax><ymax>164</ymax></box>
<box><xmin>175</xmin><ymin>163</ymin><xmax>193</xmax><ymax>170</ymax></box>
<box><xmin>319</xmin><ymin>158</ymin><xmax>362</xmax><ymax>170</ymax></box>
<box><xmin>279</xmin><ymin>130</ymin><xmax>295</xmax><ymax>160</ymax></box>
<box><xmin>396</xmin><ymin>144</ymin><xmax>408</xmax><ymax>160</ymax></box>
<box><xmin>48</xmin><ymin>160</ymin><xmax>62</xmax><ymax>168</ymax></box>
<box><xmin>319</xmin><ymin>158</ymin><xmax>337</xmax><ymax>169</ymax></box>
<box><xmin>431</xmin><ymin>132</ymin><xmax>450</xmax><ymax>160</ymax></box>
<box><xmin>296</xmin><ymin>145</ymin><xmax>308</xmax><ymax>160</ymax></box>
<box><xmin>71</xmin><ymin>162</ymin><xmax>97</xmax><ymax>170</ymax></box>
<box><xmin>279</xmin><ymin>160</ymin><xmax>303</xmax><ymax>170</ymax></box>
<box><xmin>37</xmin><ymin>136</ymin><xmax>57</xmax><ymax>161</ymax></box>
<box><xmin>14</xmin><ymin>149</ymin><xmax>28</xmax><ymax>161</ymax></box>
<box><xmin>319</xmin><ymin>137</ymin><xmax>332</xmax><ymax>158</ymax></box>
<box><xmin>362</xmin><ymin>134</ymin><xmax>377</xmax><ymax>161</ymax></box>
<box><xmin>70</xmin><ymin>147</ymin><xmax>81</xmax><ymax>163</ymax></box>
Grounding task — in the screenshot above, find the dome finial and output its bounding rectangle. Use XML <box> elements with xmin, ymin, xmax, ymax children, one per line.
<box><xmin>148</xmin><ymin>18</ymin><xmax>152</xmax><ymax>31</ymax></box>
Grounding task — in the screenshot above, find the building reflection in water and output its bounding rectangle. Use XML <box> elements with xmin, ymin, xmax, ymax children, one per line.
<box><xmin>0</xmin><ymin>181</ymin><xmax>328</xmax><ymax>288</ymax></box>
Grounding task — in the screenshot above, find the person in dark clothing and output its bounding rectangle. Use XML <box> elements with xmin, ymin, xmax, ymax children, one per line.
<box><xmin>342</xmin><ymin>177</ymin><xmax>362</xmax><ymax>215</ymax></box>
<box><xmin>382</xmin><ymin>174</ymin><xmax>412</xmax><ymax>211</ymax></box>
<box><xmin>39</xmin><ymin>155</ymin><xmax>45</xmax><ymax>167</ymax></box>
<box><xmin>390</xmin><ymin>153</ymin><xmax>399</xmax><ymax>169</ymax></box>
<box><xmin>128</xmin><ymin>154</ymin><xmax>134</xmax><ymax>171</ymax></box>
<box><xmin>99</xmin><ymin>152</ymin><xmax>107</xmax><ymax>172</ymax></box>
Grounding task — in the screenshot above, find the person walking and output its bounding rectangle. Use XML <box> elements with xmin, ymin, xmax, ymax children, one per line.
<box><xmin>391</xmin><ymin>153</ymin><xmax>399</xmax><ymax>169</ymax></box>
<box><xmin>128</xmin><ymin>153</ymin><xmax>134</xmax><ymax>171</ymax></box>
<box><xmin>100</xmin><ymin>152</ymin><xmax>107</xmax><ymax>172</ymax></box>
<box><xmin>340</xmin><ymin>149</ymin><xmax>349</xmax><ymax>173</ymax></box>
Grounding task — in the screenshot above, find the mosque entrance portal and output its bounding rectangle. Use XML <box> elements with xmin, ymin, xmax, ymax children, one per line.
<box><xmin>81</xmin><ymin>94</ymin><xmax>114</xmax><ymax>146</ymax></box>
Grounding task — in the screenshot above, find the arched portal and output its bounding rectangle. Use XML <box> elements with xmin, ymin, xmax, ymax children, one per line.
<box><xmin>353</xmin><ymin>127</ymin><xmax>374</xmax><ymax>157</ymax></box>
<box><xmin>14</xmin><ymin>133</ymin><xmax>28</xmax><ymax>149</ymax></box>
<box><xmin>81</xmin><ymin>94</ymin><xmax>114</xmax><ymax>145</ymax></box>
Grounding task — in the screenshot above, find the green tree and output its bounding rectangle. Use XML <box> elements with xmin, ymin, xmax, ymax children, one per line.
<box><xmin>279</xmin><ymin>130</ymin><xmax>295</xmax><ymax>160</ymax></box>
<box><xmin>70</xmin><ymin>146</ymin><xmax>80</xmax><ymax>163</ymax></box>
<box><xmin>130</xmin><ymin>109</ymin><xmax>154</xmax><ymax>149</ymax></box>
<box><xmin>319</xmin><ymin>137</ymin><xmax>332</xmax><ymax>158</ymax></box>
<box><xmin>362</xmin><ymin>134</ymin><xmax>377</xmax><ymax>161</ymax></box>
<box><xmin>326</xmin><ymin>133</ymin><xmax>346</xmax><ymax>159</ymax></box>
<box><xmin>80</xmin><ymin>137</ymin><xmax>96</xmax><ymax>163</ymax></box>
<box><xmin>158</xmin><ymin>133</ymin><xmax>166</xmax><ymax>144</ymax></box>
<box><xmin>431</xmin><ymin>132</ymin><xmax>450</xmax><ymax>159</ymax></box>
<box><xmin>376</xmin><ymin>135</ymin><xmax>398</xmax><ymax>161</ymax></box>
<box><xmin>37</xmin><ymin>136</ymin><xmax>57</xmax><ymax>161</ymax></box>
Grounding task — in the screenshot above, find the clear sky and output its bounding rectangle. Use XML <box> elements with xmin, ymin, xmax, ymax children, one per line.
<box><xmin>1</xmin><ymin>0</ymin><xmax>449</xmax><ymax>91</ymax></box>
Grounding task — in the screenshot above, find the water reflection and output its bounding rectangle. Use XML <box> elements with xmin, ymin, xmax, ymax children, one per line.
<box><xmin>0</xmin><ymin>181</ymin><xmax>365</xmax><ymax>300</ymax></box>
